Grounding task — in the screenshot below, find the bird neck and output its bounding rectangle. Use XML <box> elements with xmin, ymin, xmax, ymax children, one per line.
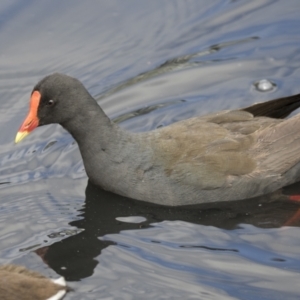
<box><xmin>61</xmin><ymin>96</ymin><xmax>137</xmax><ymax>190</ymax></box>
<box><xmin>62</xmin><ymin>96</ymin><xmax>118</xmax><ymax>148</ymax></box>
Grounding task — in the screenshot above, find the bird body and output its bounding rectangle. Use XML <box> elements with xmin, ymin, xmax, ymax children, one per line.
<box><xmin>0</xmin><ymin>264</ymin><xmax>67</xmax><ymax>300</ymax></box>
<box><xmin>15</xmin><ymin>74</ymin><xmax>300</xmax><ymax>205</ymax></box>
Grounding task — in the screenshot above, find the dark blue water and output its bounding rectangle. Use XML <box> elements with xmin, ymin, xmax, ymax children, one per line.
<box><xmin>0</xmin><ymin>1</ymin><xmax>300</xmax><ymax>299</ymax></box>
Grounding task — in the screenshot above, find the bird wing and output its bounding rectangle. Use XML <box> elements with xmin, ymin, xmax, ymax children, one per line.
<box><xmin>152</xmin><ymin>111</ymin><xmax>260</xmax><ymax>189</ymax></box>
<box><xmin>151</xmin><ymin>92</ymin><xmax>300</xmax><ymax>190</ymax></box>
<box><xmin>253</xmin><ymin>113</ymin><xmax>300</xmax><ymax>175</ymax></box>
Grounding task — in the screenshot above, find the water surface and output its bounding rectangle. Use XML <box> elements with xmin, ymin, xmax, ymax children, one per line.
<box><xmin>0</xmin><ymin>1</ymin><xmax>300</xmax><ymax>299</ymax></box>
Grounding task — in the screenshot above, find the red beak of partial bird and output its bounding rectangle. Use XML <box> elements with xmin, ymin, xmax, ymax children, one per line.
<box><xmin>15</xmin><ymin>91</ymin><xmax>41</xmax><ymax>143</ymax></box>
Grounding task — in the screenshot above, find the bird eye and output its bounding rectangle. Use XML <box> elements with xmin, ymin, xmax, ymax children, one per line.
<box><xmin>47</xmin><ymin>99</ymin><xmax>55</xmax><ymax>107</ymax></box>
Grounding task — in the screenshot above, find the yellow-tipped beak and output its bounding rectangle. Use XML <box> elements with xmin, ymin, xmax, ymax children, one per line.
<box><xmin>15</xmin><ymin>131</ymin><xmax>29</xmax><ymax>143</ymax></box>
<box><xmin>15</xmin><ymin>90</ymin><xmax>41</xmax><ymax>144</ymax></box>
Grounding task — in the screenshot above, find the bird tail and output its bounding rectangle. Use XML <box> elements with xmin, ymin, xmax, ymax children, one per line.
<box><xmin>242</xmin><ymin>93</ymin><xmax>300</xmax><ymax>119</ymax></box>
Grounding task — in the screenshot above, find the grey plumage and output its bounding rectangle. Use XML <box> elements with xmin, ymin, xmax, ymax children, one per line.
<box><xmin>16</xmin><ymin>73</ymin><xmax>300</xmax><ymax>206</ymax></box>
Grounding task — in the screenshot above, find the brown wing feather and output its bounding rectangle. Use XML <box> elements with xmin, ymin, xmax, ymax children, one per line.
<box><xmin>153</xmin><ymin>116</ymin><xmax>257</xmax><ymax>189</ymax></box>
<box><xmin>150</xmin><ymin>93</ymin><xmax>300</xmax><ymax>191</ymax></box>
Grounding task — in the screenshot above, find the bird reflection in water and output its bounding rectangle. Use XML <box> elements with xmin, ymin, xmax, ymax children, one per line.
<box><xmin>34</xmin><ymin>180</ymin><xmax>300</xmax><ymax>281</ymax></box>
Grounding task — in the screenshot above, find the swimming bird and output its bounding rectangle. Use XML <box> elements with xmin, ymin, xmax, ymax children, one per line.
<box><xmin>0</xmin><ymin>264</ymin><xmax>68</xmax><ymax>300</ymax></box>
<box><xmin>15</xmin><ymin>73</ymin><xmax>300</xmax><ymax>206</ymax></box>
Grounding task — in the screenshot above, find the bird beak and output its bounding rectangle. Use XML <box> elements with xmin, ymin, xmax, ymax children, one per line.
<box><xmin>15</xmin><ymin>91</ymin><xmax>41</xmax><ymax>143</ymax></box>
